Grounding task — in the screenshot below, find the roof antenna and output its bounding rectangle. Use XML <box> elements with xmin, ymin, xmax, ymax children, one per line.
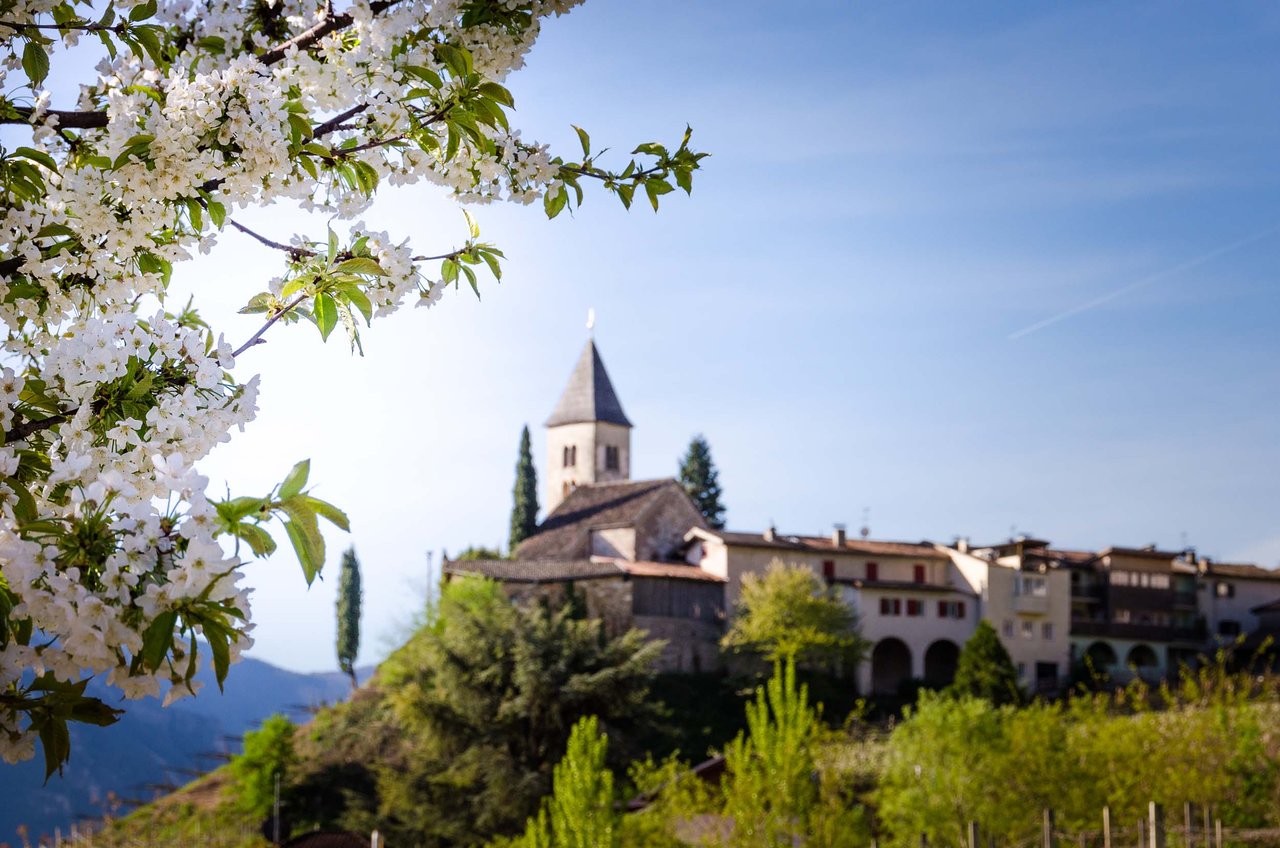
<box><xmin>586</xmin><ymin>307</ymin><xmax>596</xmax><ymax>338</ymax></box>
<box><xmin>860</xmin><ymin>506</ymin><xmax>870</xmax><ymax>539</ymax></box>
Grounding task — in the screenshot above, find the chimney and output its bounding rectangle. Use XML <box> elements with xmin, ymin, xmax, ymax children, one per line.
<box><xmin>955</xmin><ymin>536</ymin><xmax>970</xmax><ymax>554</ymax></box>
<box><xmin>832</xmin><ymin>523</ymin><xmax>847</xmax><ymax>548</ymax></box>
<box><xmin>764</xmin><ymin>524</ymin><xmax>777</xmax><ymax>543</ymax></box>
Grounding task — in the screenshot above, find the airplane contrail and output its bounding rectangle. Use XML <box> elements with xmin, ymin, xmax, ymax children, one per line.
<box><xmin>1008</xmin><ymin>223</ymin><xmax>1280</xmax><ymax>340</ymax></box>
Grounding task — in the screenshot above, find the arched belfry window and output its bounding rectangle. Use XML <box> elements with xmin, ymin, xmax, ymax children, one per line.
<box><xmin>563</xmin><ymin>445</ymin><xmax>577</xmax><ymax>468</ymax></box>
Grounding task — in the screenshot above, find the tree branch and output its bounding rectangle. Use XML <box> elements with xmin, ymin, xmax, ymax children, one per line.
<box><xmin>226</xmin><ymin>219</ymin><xmax>310</xmax><ymax>260</ymax></box>
<box><xmin>257</xmin><ymin>0</ymin><xmax>403</xmax><ymax>67</ymax></box>
<box><xmin>232</xmin><ymin>293</ymin><xmax>310</xmax><ymax>357</ymax></box>
<box><xmin>0</xmin><ymin>108</ymin><xmax>108</xmax><ymax>129</ymax></box>
<box><xmin>4</xmin><ymin>412</ymin><xmax>68</xmax><ymax>444</ymax></box>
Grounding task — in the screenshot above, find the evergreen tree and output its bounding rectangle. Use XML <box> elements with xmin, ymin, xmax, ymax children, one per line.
<box><xmin>510</xmin><ymin>425</ymin><xmax>540</xmax><ymax>552</ymax></box>
<box><xmin>517</xmin><ymin>716</ymin><xmax>619</xmax><ymax>848</ymax></box>
<box><xmin>336</xmin><ymin>547</ymin><xmax>362</xmax><ymax>688</ymax></box>
<box><xmin>947</xmin><ymin>620</ymin><xmax>1022</xmax><ymax>706</ymax></box>
<box><xmin>678</xmin><ymin>434</ymin><xmax>726</xmax><ymax>529</ymax></box>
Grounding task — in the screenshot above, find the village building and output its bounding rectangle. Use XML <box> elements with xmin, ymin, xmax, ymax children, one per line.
<box><xmin>445</xmin><ymin>339</ymin><xmax>1280</xmax><ymax>693</ymax></box>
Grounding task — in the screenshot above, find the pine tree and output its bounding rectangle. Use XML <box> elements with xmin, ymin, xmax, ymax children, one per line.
<box><xmin>510</xmin><ymin>424</ymin><xmax>540</xmax><ymax>553</ymax></box>
<box><xmin>947</xmin><ymin>619</ymin><xmax>1022</xmax><ymax>706</ymax></box>
<box><xmin>336</xmin><ymin>546</ymin><xmax>362</xmax><ymax>688</ymax></box>
<box><xmin>678</xmin><ymin>434</ymin><xmax>726</xmax><ymax>529</ymax></box>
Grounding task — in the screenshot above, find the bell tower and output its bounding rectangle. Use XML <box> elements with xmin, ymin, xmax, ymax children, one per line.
<box><xmin>545</xmin><ymin>338</ymin><xmax>632</xmax><ymax>513</ymax></box>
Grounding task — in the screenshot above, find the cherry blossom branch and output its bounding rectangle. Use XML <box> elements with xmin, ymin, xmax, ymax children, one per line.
<box><xmin>3</xmin><ymin>412</ymin><xmax>68</xmax><ymax>444</ymax></box>
<box><xmin>233</xmin><ymin>293</ymin><xmax>310</xmax><ymax>357</ymax></box>
<box><xmin>226</xmin><ymin>219</ymin><xmax>310</xmax><ymax>261</ymax></box>
<box><xmin>257</xmin><ymin>0</ymin><xmax>403</xmax><ymax>66</ymax></box>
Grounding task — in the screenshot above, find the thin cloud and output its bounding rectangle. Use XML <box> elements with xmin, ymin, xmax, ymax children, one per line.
<box><xmin>1009</xmin><ymin>223</ymin><xmax>1280</xmax><ymax>340</ymax></box>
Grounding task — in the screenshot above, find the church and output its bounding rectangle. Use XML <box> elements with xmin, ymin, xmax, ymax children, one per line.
<box><xmin>445</xmin><ymin>341</ymin><xmax>1280</xmax><ymax>695</ymax></box>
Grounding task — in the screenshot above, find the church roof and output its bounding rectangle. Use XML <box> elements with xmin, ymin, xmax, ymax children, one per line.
<box><xmin>546</xmin><ymin>339</ymin><xmax>632</xmax><ymax>428</ymax></box>
<box><xmin>516</xmin><ymin>479</ymin><xmax>681</xmax><ymax>560</ymax></box>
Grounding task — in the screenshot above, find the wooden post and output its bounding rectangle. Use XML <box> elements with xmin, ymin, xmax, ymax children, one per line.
<box><xmin>1213</xmin><ymin>820</ymin><xmax>1222</xmax><ymax>848</ymax></box>
<box><xmin>1139</xmin><ymin>818</ymin><xmax>1146</xmax><ymax>848</ymax></box>
<box><xmin>371</xmin><ymin>832</ymin><xmax>382</xmax><ymax>848</ymax></box>
<box><xmin>1202</xmin><ymin>807</ymin><xmax>1210</xmax><ymax>846</ymax></box>
<box><xmin>1150</xmin><ymin>803</ymin><xmax>1166</xmax><ymax>848</ymax></box>
<box><xmin>1103</xmin><ymin>806</ymin><xmax>1112</xmax><ymax>848</ymax></box>
<box><xmin>969</xmin><ymin>821</ymin><xmax>980</xmax><ymax>848</ymax></box>
<box><xmin>1184</xmin><ymin>802</ymin><xmax>1194</xmax><ymax>848</ymax></box>
<box><xmin>1044</xmin><ymin>808</ymin><xmax>1056</xmax><ymax>848</ymax></box>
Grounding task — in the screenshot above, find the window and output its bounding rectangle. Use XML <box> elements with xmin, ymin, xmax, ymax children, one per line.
<box><xmin>1216</xmin><ymin>582</ymin><xmax>1235</xmax><ymax>598</ymax></box>
<box><xmin>938</xmin><ymin>600</ymin><xmax>966</xmax><ymax>619</ymax></box>
<box><xmin>1114</xmin><ymin>608</ymin><xmax>1132</xmax><ymax>624</ymax></box>
<box><xmin>880</xmin><ymin>598</ymin><xmax>901</xmax><ymax>616</ymax></box>
<box><xmin>1219</xmin><ymin>620</ymin><xmax>1241</xmax><ymax>636</ymax></box>
<box><xmin>604</xmin><ymin>445</ymin><xmax>619</xmax><ymax>471</ymax></box>
<box><xmin>1015</xmin><ymin>575</ymin><xmax>1047</xmax><ymax>596</ymax></box>
<box><xmin>1016</xmin><ymin>662</ymin><xmax>1027</xmax><ymax>678</ymax></box>
<box><xmin>1149</xmin><ymin>573</ymin><xmax>1171</xmax><ymax>589</ymax></box>
<box><xmin>906</xmin><ymin>599</ymin><xmax>922</xmax><ymax>617</ymax></box>
<box><xmin>866</xmin><ymin>562</ymin><xmax>879</xmax><ymax>581</ymax></box>
<box><xmin>913</xmin><ymin>564</ymin><xmax>926</xmax><ymax>584</ymax></box>
<box><xmin>1021</xmin><ymin>620</ymin><xmax>1035</xmax><ymax>639</ymax></box>
<box><xmin>822</xmin><ymin>559</ymin><xmax>835</xmax><ymax>581</ymax></box>
<box><xmin>1109</xmin><ymin>570</ymin><xmax>1131</xmax><ymax>587</ymax></box>
<box><xmin>1002</xmin><ymin>620</ymin><xmax>1014</xmax><ymax>638</ymax></box>
<box><xmin>1042</xmin><ymin>622</ymin><xmax>1053</xmax><ymax>640</ymax></box>
<box><xmin>562</xmin><ymin>445</ymin><xmax>577</xmax><ymax>468</ymax></box>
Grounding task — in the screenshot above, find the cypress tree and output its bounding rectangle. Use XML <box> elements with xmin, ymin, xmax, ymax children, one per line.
<box><xmin>336</xmin><ymin>546</ymin><xmax>362</xmax><ymax>688</ymax></box>
<box><xmin>678</xmin><ymin>434</ymin><xmax>726</xmax><ymax>529</ymax></box>
<box><xmin>947</xmin><ymin>619</ymin><xmax>1022</xmax><ymax>706</ymax></box>
<box><xmin>510</xmin><ymin>424</ymin><xmax>539</xmax><ymax>552</ymax></box>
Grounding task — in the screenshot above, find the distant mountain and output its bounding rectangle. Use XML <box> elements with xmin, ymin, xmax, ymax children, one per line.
<box><xmin>0</xmin><ymin>657</ymin><xmax>365</xmax><ymax>843</ymax></box>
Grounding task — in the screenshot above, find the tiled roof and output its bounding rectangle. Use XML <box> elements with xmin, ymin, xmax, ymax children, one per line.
<box><xmin>545</xmin><ymin>339</ymin><xmax>632</xmax><ymax>428</ymax></box>
<box><xmin>1206</xmin><ymin>562</ymin><xmax>1280</xmax><ymax>581</ymax></box>
<box><xmin>834</xmin><ymin>578</ymin><xmax>973</xmax><ymax>595</ymax></box>
<box><xmin>622</xmin><ymin>561</ymin><xmax>725</xmax><ymax>582</ymax></box>
<box><xmin>445</xmin><ymin>558</ymin><xmax>622</xmax><ymax>583</ymax></box>
<box><xmin>696</xmin><ymin>529</ymin><xmax>948</xmax><ymax>560</ymax></box>
<box><xmin>517</xmin><ymin>478</ymin><xmax>687</xmax><ymax>560</ymax></box>
<box><xmin>1099</xmin><ymin>546</ymin><xmax>1182</xmax><ymax>560</ymax></box>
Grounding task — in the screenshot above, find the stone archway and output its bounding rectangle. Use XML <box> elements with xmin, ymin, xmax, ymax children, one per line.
<box><xmin>1127</xmin><ymin>643</ymin><xmax>1158</xmax><ymax>671</ymax></box>
<box><xmin>1084</xmin><ymin>641</ymin><xmax>1118</xmax><ymax>672</ymax></box>
<box><xmin>871</xmin><ymin>637</ymin><xmax>912</xmax><ymax>696</ymax></box>
<box><xmin>923</xmin><ymin>639</ymin><xmax>960</xmax><ymax>687</ymax></box>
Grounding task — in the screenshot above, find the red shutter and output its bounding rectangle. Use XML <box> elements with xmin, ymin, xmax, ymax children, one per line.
<box><xmin>913</xmin><ymin>564</ymin><xmax>926</xmax><ymax>584</ymax></box>
<box><xmin>958</xmin><ymin>601</ymin><xmax>966</xmax><ymax>618</ymax></box>
<box><xmin>866</xmin><ymin>562</ymin><xmax>879</xmax><ymax>581</ymax></box>
<box><xmin>822</xmin><ymin>559</ymin><xmax>835</xmax><ymax>580</ymax></box>
<box><xmin>938</xmin><ymin>600</ymin><xmax>947</xmax><ymax>617</ymax></box>
<box><xmin>879</xmin><ymin>597</ymin><xmax>890</xmax><ymax>615</ymax></box>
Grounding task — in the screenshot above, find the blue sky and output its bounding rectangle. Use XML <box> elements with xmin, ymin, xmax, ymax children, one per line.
<box><xmin>40</xmin><ymin>2</ymin><xmax>1280</xmax><ymax>671</ymax></box>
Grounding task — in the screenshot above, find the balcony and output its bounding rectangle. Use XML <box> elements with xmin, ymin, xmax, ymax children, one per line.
<box><xmin>1013</xmin><ymin>593</ymin><xmax>1049</xmax><ymax>614</ymax></box>
<box><xmin>1071</xmin><ymin>620</ymin><xmax>1207</xmax><ymax>643</ymax></box>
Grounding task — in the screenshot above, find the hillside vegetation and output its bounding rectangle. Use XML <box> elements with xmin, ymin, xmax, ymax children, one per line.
<box><xmin>86</xmin><ymin>579</ymin><xmax>1280</xmax><ymax>848</ymax></box>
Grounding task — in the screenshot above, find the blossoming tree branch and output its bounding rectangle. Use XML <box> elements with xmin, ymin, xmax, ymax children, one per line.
<box><xmin>0</xmin><ymin>0</ymin><xmax>705</xmax><ymax>777</ymax></box>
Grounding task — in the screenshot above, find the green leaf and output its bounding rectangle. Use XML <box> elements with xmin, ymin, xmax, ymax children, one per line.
<box><xmin>206</xmin><ymin>199</ymin><xmax>226</xmax><ymax>228</ymax></box>
<box><xmin>37</xmin><ymin>718</ymin><xmax>70</xmax><ymax>781</ymax></box>
<box><xmin>306</xmin><ymin>495</ymin><xmax>350</xmax><ymax>532</ymax></box>
<box><xmin>235</xmin><ymin>522</ymin><xmax>277</xmax><ymax>557</ymax></box>
<box><xmin>129</xmin><ymin>0</ymin><xmax>157</xmax><ymax>21</ymax></box>
<box><xmin>139</xmin><ymin>611</ymin><xmax>177</xmax><ymax>672</ymax></box>
<box><xmin>644</xmin><ymin>178</ymin><xmax>673</xmax><ymax>212</ymax></box>
<box><xmin>22</xmin><ymin>41</ymin><xmax>49</xmax><ymax>88</ymax></box>
<box><xmin>478</xmin><ymin>81</ymin><xmax>514</xmax><ymax>107</ymax></box>
<box><xmin>313</xmin><ymin>293</ymin><xmax>338</xmax><ymax>341</ymax></box>
<box><xmin>12</xmin><ymin>147</ymin><xmax>57</xmax><ymax>172</ymax></box>
<box><xmin>283</xmin><ymin>519</ymin><xmax>322</xmax><ymax>585</ymax></box>
<box><xmin>572</xmin><ymin>125</ymin><xmax>591</xmax><ymax>157</ymax></box>
<box><xmin>335</xmin><ymin>256</ymin><xmax>386</xmax><ymax>276</ymax></box>
<box><xmin>278</xmin><ymin>459</ymin><xmax>310</xmax><ymax>500</ymax></box>
<box><xmin>327</xmin><ymin>228</ymin><xmax>338</xmax><ymax>264</ymax></box>
<box><xmin>68</xmin><ymin>696</ymin><xmax>123</xmax><ymax>728</ymax></box>
<box><xmin>463</xmin><ymin>209</ymin><xmax>480</xmax><ymax>239</ymax></box>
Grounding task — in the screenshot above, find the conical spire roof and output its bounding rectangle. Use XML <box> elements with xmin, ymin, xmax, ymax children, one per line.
<box><xmin>546</xmin><ymin>339</ymin><xmax>632</xmax><ymax>428</ymax></box>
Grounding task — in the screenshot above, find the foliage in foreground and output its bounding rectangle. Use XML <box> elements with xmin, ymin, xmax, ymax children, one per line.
<box><xmin>722</xmin><ymin>560</ymin><xmax>868</xmax><ymax>670</ymax></box>
<box><xmin>878</xmin><ymin>665</ymin><xmax>1280</xmax><ymax>847</ymax></box>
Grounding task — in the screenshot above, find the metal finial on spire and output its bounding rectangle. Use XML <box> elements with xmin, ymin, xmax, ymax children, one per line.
<box><xmin>586</xmin><ymin>307</ymin><xmax>596</xmax><ymax>336</ymax></box>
